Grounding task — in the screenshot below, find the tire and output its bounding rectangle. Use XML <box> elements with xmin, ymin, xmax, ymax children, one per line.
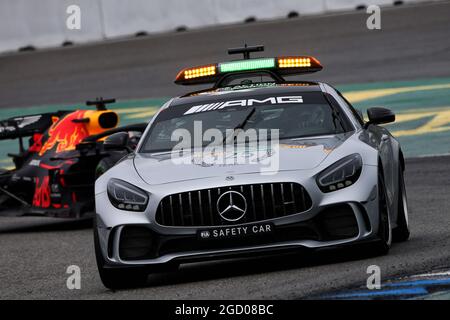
<box><xmin>93</xmin><ymin>223</ymin><xmax>149</xmax><ymax>290</ymax></box>
<box><xmin>372</xmin><ymin>170</ymin><xmax>392</xmax><ymax>255</ymax></box>
<box><xmin>393</xmin><ymin>168</ymin><xmax>410</xmax><ymax>242</ymax></box>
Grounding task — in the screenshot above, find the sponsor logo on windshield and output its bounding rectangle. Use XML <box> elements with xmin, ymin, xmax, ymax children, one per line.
<box><xmin>184</xmin><ymin>96</ymin><xmax>303</xmax><ymax>115</ymax></box>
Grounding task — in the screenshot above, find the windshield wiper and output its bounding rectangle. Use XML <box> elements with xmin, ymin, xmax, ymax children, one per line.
<box><xmin>323</xmin><ymin>94</ymin><xmax>346</xmax><ymax>133</ymax></box>
<box><xmin>331</xmin><ymin>111</ymin><xmax>340</xmax><ymax>133</ymax></box>
<box><xmin>222</xmin><ymin>107</ymin><xmax>256</xmax><ymax>145</ymax></box>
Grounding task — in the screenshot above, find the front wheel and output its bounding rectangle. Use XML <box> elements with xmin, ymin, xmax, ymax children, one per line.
<box><xmin>372</xmin><ymin>171</ymin><xmax>392</xmax><ymax>255</ymax></box>
<box><xmin>393</xmin><ymin>169</ymin><xmax>410</xmax><ymax>242</ymax></box>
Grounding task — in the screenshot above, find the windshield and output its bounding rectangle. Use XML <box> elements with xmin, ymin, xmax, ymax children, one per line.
<box><xmin>140</xmin><ymin>92</ymin><xmax>348</xmax><ymax>153</ymax></box>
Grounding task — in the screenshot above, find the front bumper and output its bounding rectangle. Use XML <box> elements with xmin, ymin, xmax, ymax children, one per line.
<box><xmin>97</xmin><ymin>203</ymin><xmax>373</xmax><ymax>267</ymax></box>
<box><xmin>95</xmin><ymin>165</ymin><xmax>380</xmax><ymax>267</ymax></box>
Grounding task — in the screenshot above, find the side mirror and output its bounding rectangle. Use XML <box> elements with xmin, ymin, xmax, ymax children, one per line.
<box><xmin>365</xmin><ymin>107</ymin><xmax>395</xmax><ymax>127</ymax></box>
<box><xmin>103</xmin><ymin>132</ymin><xmax>129</xmax><ymax>151</ymax></box>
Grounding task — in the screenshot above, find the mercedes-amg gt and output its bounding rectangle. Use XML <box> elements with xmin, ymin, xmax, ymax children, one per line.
<box><xmin>94</xmin><ymin>46</ymin><xmax>410</xmax><ymax>289</ymax></box>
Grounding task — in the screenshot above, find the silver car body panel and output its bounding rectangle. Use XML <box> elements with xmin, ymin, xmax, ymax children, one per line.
<box><xmin>95</xmin><ymin>82</ymin><xmax>402</xmax><ymax>267</ymax></box>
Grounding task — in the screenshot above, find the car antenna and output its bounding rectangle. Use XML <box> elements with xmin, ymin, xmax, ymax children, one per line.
<box><xmin>228</xmin><ymin>44</ymin><xmax>264</xmax><ymax>60</ymax></box>
<box><xmin>86</xmin><ymin>97</ymin><xmax>116</xmax><ymax>111</ymax></box>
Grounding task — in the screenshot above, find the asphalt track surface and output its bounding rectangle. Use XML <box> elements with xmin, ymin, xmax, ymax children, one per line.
<box><xmin>0</xmin><ymin>1</ymin><xmax>450</xmax><ymax>300</ymax></box>
<box><xmin>0</xmin><ymin>1</ymin><xmax>449</xmax><ymax>108</ymax></box>
<box><xmin>0</xmin><ymin>156</ymin><xmax>449</xmax><ymax>299</ymax></box>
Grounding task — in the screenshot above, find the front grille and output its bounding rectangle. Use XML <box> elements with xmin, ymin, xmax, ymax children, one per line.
<box><xmin>155</xmin><ymin>182</ymin><xmax>312</xmax><ymax>227</ymax></box>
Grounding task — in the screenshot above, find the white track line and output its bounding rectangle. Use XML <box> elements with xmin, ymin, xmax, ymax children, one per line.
<box><xmin>411</xmin><ymin>271</ymin><xmax>450</xmax><ymax>278</ymax></box>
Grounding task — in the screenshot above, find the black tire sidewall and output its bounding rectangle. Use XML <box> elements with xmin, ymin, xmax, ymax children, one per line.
<box><xmin>374</xmin><ymin>171</ymin><xmax>392</xmax><ymax>254</ymax></box>
<box><xmin>393</xmin><ymin>168</ymin><xmax>410</xmax><ymax>242</ymax></box>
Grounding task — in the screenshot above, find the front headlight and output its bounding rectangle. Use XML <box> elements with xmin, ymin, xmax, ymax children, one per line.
<box><xmin>316</xmin><ymin>154</ymin><xmax>362</xmax><ymax>193</ymax></box>
<box><xmin>107</xmin><ymin>179</ymin><xmax>149</xmax><ymax>212</ymax></box>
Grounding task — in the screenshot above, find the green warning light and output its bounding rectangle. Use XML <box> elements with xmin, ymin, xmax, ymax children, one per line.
<box><xmin>219</xmin><ymin>58</ymin><xmax>276</xmax><ymax>73</ymax></box>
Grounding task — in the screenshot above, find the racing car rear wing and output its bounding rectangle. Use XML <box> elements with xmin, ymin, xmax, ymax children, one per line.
<box><xmin>175</xmin><ymin>45</ymin><xmax>322</xmax><ymax>86</ymax></box>
<box><xmin>0</xmin><ymin>99</ymin><xmax>118</xmax><ymax>142</ymax></box>
<box><xmin>0</xmin><ymin>111</ymin><xmax>70</xmax><ymax>140</ymax></box>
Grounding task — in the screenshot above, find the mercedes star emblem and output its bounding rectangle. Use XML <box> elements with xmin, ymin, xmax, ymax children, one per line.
<box><xmin>216</xmin><ymin>190</ymin><xmax>247</xmax><ymax>222</ymax></box>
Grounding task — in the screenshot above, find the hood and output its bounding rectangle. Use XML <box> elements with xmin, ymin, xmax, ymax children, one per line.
<box><xmin>134</xmin><ymin>133</ymin><xmax>352</xmax><ymax>185</ymax></box>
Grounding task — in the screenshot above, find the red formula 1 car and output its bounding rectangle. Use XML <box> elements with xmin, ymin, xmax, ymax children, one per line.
<box><xmin>0</xmin><ymin>98</ymin><xmax>146</xmax><ymax>219</ymax></box>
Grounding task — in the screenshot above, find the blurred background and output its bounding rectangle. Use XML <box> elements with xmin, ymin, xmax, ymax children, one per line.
<box><xmin>0</xmin><ymin>0</ymin><xmax>449</xmax><ymax>163</ymax></box>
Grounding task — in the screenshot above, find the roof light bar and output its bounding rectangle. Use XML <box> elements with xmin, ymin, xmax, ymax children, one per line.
<box><xmin>175</xmin><ymin>55</ymin><xmax>322</xmax><ymax>85</ymax></box>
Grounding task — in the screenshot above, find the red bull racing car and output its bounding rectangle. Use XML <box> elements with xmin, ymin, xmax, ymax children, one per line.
<box><xmin>0</xmin><ymin>98</ymin><xmax>146</xmax><ymax>219</ymax></box>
